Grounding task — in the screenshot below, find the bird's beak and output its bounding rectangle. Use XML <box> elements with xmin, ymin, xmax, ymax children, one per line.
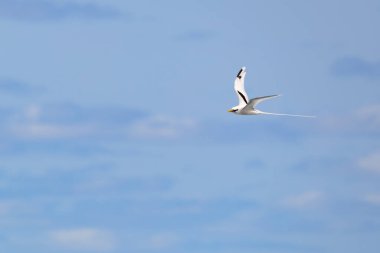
<box><xmin>227</xmin><ymin>109</ymin><xmax>234</xmax><ymax>112</ymax></box>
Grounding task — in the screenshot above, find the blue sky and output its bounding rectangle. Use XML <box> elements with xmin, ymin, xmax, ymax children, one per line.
<box><xmin>0</xmin><ymin>0</ymin><xmax>379</xmax><ymax>252</ymax></box>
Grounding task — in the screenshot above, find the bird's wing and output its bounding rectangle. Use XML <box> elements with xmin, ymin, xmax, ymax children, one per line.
<box><xmin>248</xmin><ymin>94</ymin><xmax>281</xmax><ymax>108</ymax></box>
<box><xmin>234</xmin><ymin>67</ymin><xmax>249</xmax><ymax>106</ymax></box>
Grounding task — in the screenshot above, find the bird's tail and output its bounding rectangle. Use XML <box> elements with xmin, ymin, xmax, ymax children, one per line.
<box><xmin>257</xmin><ymin>110</ymin><xmax>316</xmax><ymax>118</ymax></box>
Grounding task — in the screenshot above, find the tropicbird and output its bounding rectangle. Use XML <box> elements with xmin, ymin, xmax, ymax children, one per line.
<box><xmin>227</xmin><ymin>67</ymin><xmax>314</xmax><ymax>117</ymax></box>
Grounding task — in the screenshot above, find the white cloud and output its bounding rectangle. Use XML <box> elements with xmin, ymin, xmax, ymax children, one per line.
<box><xmin>50</xmin><ymin>228</ymin><xmax>116</xmax><ymax>251</ymax></box>
<box><xmin>6</xmin><ymin>104</ymin><xmax>110</xmax><ymax>140</ymax></box>
<box><xmin>5</xmin><ymin>104</ymin><xmax>198</xmax><ymax>141</ymax></box>
<box><xmin>128</xmin><ymin>115</ymin><xmax>197</xmax><ymax>139</ymax></box>
<box><xmin>364</xmin><ymin>194</ymin><xmax>380</xmax><ymax>205</ymax></box>
<box><xmin>282</xmin><ymin>191</ymin><xmax>323</xmax><ymax>209</ymax></box>
<box><xmin>354</xmin><ymin>104</ymin><xmax>380</xmax><ymax>131</ymax></box>
<box><xmin>357</xmin><ymin>150</ymin><xmax>380</xmax><ymax>173</ymax></box>
<box><xmin>321</xmin><ymin>104</ymin><xmax>380</xmax><ymax>134</ymax></box>
<box><xmin>147</xmin><ymin>232</ymin><xmax>180</xmax><ymax>250</ymax></box>
<box><xmin>7</xmin><ymin>104</ymin><xmax>96</xmax><ymax>139</ymax></box>
<box><xmin>24</xmin><ymin>104</ymin><xmax>41</xmax><ymax>121</ymax></box>
<box><xmin>9</xmin><ymin>122</ymin><xmax>95</xmax><ymax>139</ymax></box>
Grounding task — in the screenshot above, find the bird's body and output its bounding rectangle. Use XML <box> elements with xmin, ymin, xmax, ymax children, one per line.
<box><xmin>228</xmin><ymin>67</ymin><xmax>314</xmax><ymax>118</ymax></box>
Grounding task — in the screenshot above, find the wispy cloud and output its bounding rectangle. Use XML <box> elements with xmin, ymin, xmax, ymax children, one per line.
<box><xmin>0</xmin><ymin>0</ymin><xmax>122</xmax><ymax>21</ymax></box>
<box><xmin>49</xmin><ymin>228</ymin><xmax>117</xmax><ymax>251</ymax></box>
<box><xmin>331</xmin><ymin>56</ymin><xmax>380</xmax><ymax>79</ymax></box>
<box><xmin>354</xmin><ymin>104</ymin><xmax>380</xmax><ymax>132</ymax></box>
<box><xmin>25</xmin><ymin>103</ymin><xmax>145</xmax><ymax>125</ymax></box>
<box><xmin>6</xmin><ymin>104</ymin><xmax>99</xmax><ymax>139</ymax></box>
<box><xmin>128</xmin><ymin>115</ymin><xmax>197</xmax><ymax>139</ymax></box>
<box><xmin>364</xmin><ymin>194</ymin><xmax>380</xmax><ymax>205</ymax></box>
<box><xmin>9</xmin><ymin>122</ymin><xmax>96</xmax><ymax>139</ymax></box>
<box><xmin>357</xmin><ymin>150</ymin><xmax>380</xmax><ymax>174</ymax></box>
<box><xmin>3</xmin><ymin>104</ymin><xmax>197</xmax><ymax>142</ymax></box>
<box><xmin>282</xmin><ymin>191</ymin><xmax>324</xmax><ymax>209</ymax></box>
<box><xmin>146</xmin><ymin>232</ymin><xmax>180</xmax><ymax>250</ymax></box>
<box><xmin>319</xmin><ymin>104</ymin><xmax>380</xmax><ymax>135</ymax></box>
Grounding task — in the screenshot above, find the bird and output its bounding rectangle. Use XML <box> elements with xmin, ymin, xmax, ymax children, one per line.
<box><xmin>227</xmin><ymin>67</ymin><xmax>315</xmax><ymax>117</ymax></box>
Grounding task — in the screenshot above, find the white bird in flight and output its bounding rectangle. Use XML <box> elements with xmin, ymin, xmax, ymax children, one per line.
<box><xmin>228</xmin><ymin>67</ymin><xmax>314</xmax><ymax>117</ymax></box>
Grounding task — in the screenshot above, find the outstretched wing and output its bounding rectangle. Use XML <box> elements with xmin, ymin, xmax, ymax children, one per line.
<box><xmin>248</xmin><ymin>94</ymin><xmax>281</xmax><ymax>108</ymax></box>
<box><xmin>234</xmin><ymin>67</ymin><xmax>249</xmax><ymax>106</ymax></box>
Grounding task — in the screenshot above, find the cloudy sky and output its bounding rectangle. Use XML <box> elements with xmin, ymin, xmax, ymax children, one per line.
<box><xmin>0</xmin><ymin>0</ymin><xmax>379</xmax><ymax>252</ymax></box>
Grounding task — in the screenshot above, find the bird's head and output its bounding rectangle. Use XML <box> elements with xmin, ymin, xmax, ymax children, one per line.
<box><xmin>227</xmin><ymin>107</ymin><xmax>239</xmax><ymax>113</ymax></box>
